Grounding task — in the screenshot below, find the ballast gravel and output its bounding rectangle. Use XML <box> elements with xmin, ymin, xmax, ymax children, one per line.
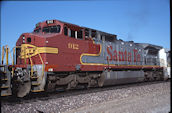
<box><xmin>1</xmin><ymin>81</ymin><xmax>170</xmax><ymax>113</ymax></box>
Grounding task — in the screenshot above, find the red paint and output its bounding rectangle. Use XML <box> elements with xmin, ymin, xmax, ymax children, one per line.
<box><xmin>119</xmin><ymin>51</ymin><xmax>124</xmax><ymax>61</ymax></box>
<box><xmin>113</xmin><ymin>50</ymin><xmax>118</xmax><ymax>61</ymax></box>
<box><xmin>124</xmin><ymin>50</ymin><xmax>127</xmax><ymax>61</ymax></box>
<box><xmin>128</xmin><ymin>52</ymin><xmax>132</xmax><ymax>62</ymax></box>
<box><xmin>107</xmin><ymin>46</ymin><xmax>113</xmax><ymax>61</ymax></box>
<box><xmin>133</xmin><ymin>49</ymin><xmax>137</xmax><ymax>62</ymax></box>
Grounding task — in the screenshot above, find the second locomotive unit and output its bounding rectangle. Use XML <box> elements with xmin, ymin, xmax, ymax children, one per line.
<box><xmin>0</xmin><ymin>20</ymin><xmax>170</xmax><ymax>97</ymax></box>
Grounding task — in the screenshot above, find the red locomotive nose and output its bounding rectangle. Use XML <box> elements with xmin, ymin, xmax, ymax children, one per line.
<box><xmin>18</xmin><ymin>33</ymin><xmax>34</xmax><ymax>45</ymax></box>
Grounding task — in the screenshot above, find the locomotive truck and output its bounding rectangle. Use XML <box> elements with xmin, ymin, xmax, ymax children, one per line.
<box><xmin>0</xmin><ymin>20</ymin><xmax>170</xmax><ymax>97</ymax></box>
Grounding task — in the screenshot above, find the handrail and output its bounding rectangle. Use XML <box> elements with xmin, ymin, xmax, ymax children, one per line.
<box><xmin>1</xmin><ymin>45</ymin><xmax>12</xmax><ymax>65</ymax></box>
<box><xmin>1</xmin><ymin>45</ymin><xmax>15</xmax><ymax>77</ymax></box>
<box><xmin>13</xmin><ymin>46</ymin><xmax>34</xmax><ymax>78</ymax></box>
<box><xmin>0</xmin><ymin>45</ymin><xmax>36</xmax><ymax>78</ymax></box>
<box><xmin>11</xmin><ymin>46</ymin><xmax>22</xmax><ymax>77</ymax></box>
<box><xmin>5</xmin><ymin>45</ymin><xmax>8</xmax><ymax>65</ymax></box>
<box><xmin>11</xmin><ymin>48</ymin><xmax>15</xmax><ymax>77</ymax></box>
<box><xmin>25</xmin><ymin>47</ymin><xmax>44</xmax><ymax>82</ymax></box>
<box><xmin>1</xmin><ymin>45</ymin><xmax>16</xmax><ymax>65</ymax></box>
<box><xmin>1</xmin><ymin>46</ymin><xmax>4</xmax><ymax>65</ymax></box>
<box><xmin>14</xmin><ymin>45</ymin><xmax>33</xmax><ymax>77</ymax></box>
<box><xmin>24</xmin><ymin>46</ymin><xmax>26</xmax><ymax>64</ymax></box>
<box><xmin>8</xmin><ymin>46</ymin><xmax>13</xmax><ymax>66</ymax></box>
<box><xmin>38</xmin><ymin>53</ymin><xmax>44</xmax><ymax>81</ymax></box>
<box><xmin>12</xmin><ymin>46</ymin><xmax>21</xmax><ymax>65</ymax></box>
<box><xmin>12</xmin><ymin>48</ymin><xmax>15</xmax><ymax>65</ymax></box>
<box><xmin>28</xmin><ymin>53</ymin><xmax>34</xmax><ymax>77</ymax></box>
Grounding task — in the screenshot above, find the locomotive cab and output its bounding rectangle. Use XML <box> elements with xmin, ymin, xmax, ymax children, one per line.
<box><xmin>34</xmin><ymin>20</ymin><xmax>61</xmax><ymax>34</ymax></box>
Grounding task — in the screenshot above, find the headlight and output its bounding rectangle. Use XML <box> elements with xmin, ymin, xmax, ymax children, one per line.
<box><xmin>48</xmin><ymin>68</ymin><xmax>53</xmax><ymax>72</ymax></box>
<box><xmin>22</xmin><ymin>36</ymin><xmax>25</xmax><ymax>39</ymax></box>
<box><xmin>22</xmin><ymin>35</ymin><xmax>25</xmax><ymax>43</ymax></box>
<box><xmin>46</xmin><ymin>20</ymin><xmax>54</xmax><ymax>24</ymax></box>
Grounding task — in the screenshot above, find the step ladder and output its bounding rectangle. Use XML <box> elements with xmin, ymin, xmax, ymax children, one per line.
<box><xmin>29</xmin><ymin>53</ymin><xmax>45</xmax><ymax>93</ymax></box>
<box><xmin>30</xmin><ymin>71</ymin><xmax>44</xmax><ymax>92</ymax></box>
<box><xmin>0</xmin><ymin>65</ymin><xmax>12</xmax><ymax>96</ymax></box>
<box><xmin>1</xmin><ymin>45</ymin><xmax>14</xmax><ymax>96</ymax></box>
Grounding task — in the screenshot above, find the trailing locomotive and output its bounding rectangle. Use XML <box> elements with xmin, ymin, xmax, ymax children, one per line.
<box><xmin>0</xmin><ymin>20</ymin><xmax>170</xmax><ymax>97</ymax></box>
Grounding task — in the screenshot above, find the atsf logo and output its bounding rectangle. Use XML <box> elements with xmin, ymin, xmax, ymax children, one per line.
<box><xmin>106</xmin><ymin>45</ymin><xmax>141</xmax><ymax>62</ymax></box>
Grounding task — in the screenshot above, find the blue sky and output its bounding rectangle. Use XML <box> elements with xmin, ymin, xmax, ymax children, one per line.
<box><xmin>1</xmin><ymin>0</ymin><xmax>170</xmax><ymax>54</ymax></box>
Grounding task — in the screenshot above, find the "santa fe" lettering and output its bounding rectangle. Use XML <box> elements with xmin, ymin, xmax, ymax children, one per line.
<box><xmin>107</xmin><ymin>45</ymin><xmax>141</xmax><ymax>62</ymax></box>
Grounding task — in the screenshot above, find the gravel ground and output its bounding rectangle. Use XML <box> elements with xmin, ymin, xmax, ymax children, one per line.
<box><xmin>1</xmin><ymin>81</ymin><xmax>170</xmax><ymax>113</ymax></box>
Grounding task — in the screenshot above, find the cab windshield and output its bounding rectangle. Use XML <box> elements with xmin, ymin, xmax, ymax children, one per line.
<box><xmin>42</xmin><ymin>25</ymin><xmax>61</xmax><ymax>33</ymax></box>
<box><xmin>34</xmin><ymin>28</ymin><xmax>41</xmax><ymax>33</ymax></box>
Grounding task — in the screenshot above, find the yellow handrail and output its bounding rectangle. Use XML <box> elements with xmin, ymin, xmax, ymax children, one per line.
<box><xmin>1</xmin><ymin>45</ymin><xmax>14</xmax><ymax>65</ymax></box>
<box><xmin>14</xmin><ymin>45</ymin><xmax>34</xmax><ymax>78</ymax></box>
<box><xmin>15</xmin><ymin>45</ymin><xmax>33</xmax><ymax>77</ymax></box>
<box><xmin>24</xmin><ymin>46</ymin><xmax>26</xmax><ymax>64</ymax></box>
<box><xmin>1</xmin><ymin>45</ymin><xmax>15</xmax><ymax>76</ymax></box>
<box><xmin>1</xmin><ymin>46</ymin><xmax>4</xmax><ymax>64</ymax></box>
<box><xmin>28</xmin><ymin>54</ymin><xmax>33</xmax><ymax>77</ymax></box>
<box><xmin>11</xmin><ymin>46</ymin><xmax>22</xmax><ymax>77</ymax></box>
<box><xmin>5</xmin><ymin>45</ymin><xmax>8</xmax><ymax>65</ymax></box>
<box><xmin>38</xmin><ymin>53</ymin><xmax>44</xmax><ymax>81</ymax></box>
<box><xmin>12</xmin><ymin>48</ymin><xmax>15</xmax><ymax>65</ymax></box>
<box><xmin>1</xmin><ymin>45</ymin><xmax>45</xmax><ymax>82</ymax></box>
<box><xmin>7</xmin><ymin>46</ymin><xmax>13</xmax><ymax>66</ymax></box>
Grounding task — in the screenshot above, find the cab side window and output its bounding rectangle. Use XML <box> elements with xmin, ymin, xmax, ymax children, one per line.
<box><xmin>91</xmin><ymin>30</ymin><xmax>96</xmax><ymax>38</ymax></box>
<box><xmin>64</xmin><ymin>26</ymin><xmax>68</xmax><ymax>36</ymax></box>
<box><xmin>68</xmin><ymin>29</ymin><xmax>71</xmax><ymax>37</ymax></box>
<box><xmin>65</xmin><ymin>26</ymin><xmax>83</xmax><ymax>40</ymax></box>
<box><xmin>85</xmin><ymin>29</ymin><xmax>89</xmax><ymax>38</ymax></box>
<box><xmin>77</xmin><ymin>30</ymin><xmax>83</xmax><ymax>39</ymax></box>
<box><xmin>71</xmin><ymin>30</ymin><xmax>75</xmax><ymax>38</ymax></box>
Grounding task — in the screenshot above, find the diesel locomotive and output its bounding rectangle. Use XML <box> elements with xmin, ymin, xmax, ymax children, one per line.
<box><xmin>0</xmin><ymin>20</ymin><xmax>170</xmax><ymax>97</ymax></box>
